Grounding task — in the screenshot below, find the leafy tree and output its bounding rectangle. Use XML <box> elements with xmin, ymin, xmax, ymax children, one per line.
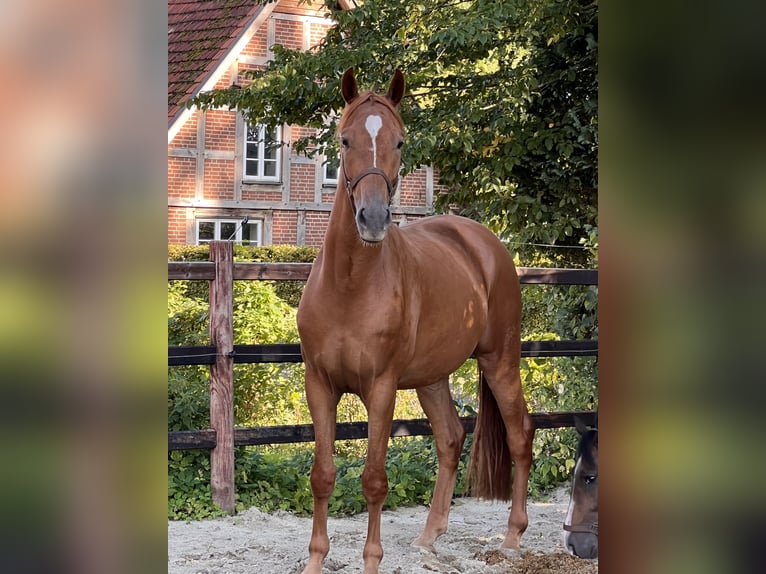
<box><xmin>191</xmin><ymin>0</ymin><xmax>597</xmax><ymax>257</ymax></box>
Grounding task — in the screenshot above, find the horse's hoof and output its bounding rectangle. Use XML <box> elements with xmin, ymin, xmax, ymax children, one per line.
<box><xmin>499</xmin><ymin>535</ymin><xmax>522</xmax><ymax>553</ymax></box>
<box><xmin>411</xmin><ymin>537</ymin><xmax>436</xmax><ymax>553</ymax></box>
<box><xmin>498</xmin><ymin>545</ymin><xmax>522</xmax><ymax>557</ymax></box>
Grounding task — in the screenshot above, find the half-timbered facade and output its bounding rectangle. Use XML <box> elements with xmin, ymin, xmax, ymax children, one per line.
<box><xmin>168</xmin><ymin>0</ymin><xmax>438</xmax><ymax>246</ymax></box>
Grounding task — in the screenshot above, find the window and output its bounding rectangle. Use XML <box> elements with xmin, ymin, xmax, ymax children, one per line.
<box><xmin>196</xmin><ymin>218</ymin><xmax>262</xmax><ymax>246</ymax></box>
<box><xmin>323</xmin><ymin>154</ymin><xmax>339</xmax><ymax>185</ymax></box>
<box><xmin>244</xmin><ymin>123</ymin><xmax>281</xmax><ymax>182</ymax></box>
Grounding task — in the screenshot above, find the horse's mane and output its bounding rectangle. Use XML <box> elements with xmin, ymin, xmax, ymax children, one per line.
<box><xmin>338</xmin><ymin>92</ymin><xmax>405</xmax><ymax>133</ymax></box>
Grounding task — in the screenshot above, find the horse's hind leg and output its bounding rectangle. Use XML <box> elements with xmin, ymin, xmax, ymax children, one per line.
<box><xmin>477</xmin><ymin>355</ymin><xmax>534</xmax><ymax>550</ymax></box>
<box><xmin>412</xmin><ymin>379</ymin><xmax>466</xmax><ymax>550</ymax></box>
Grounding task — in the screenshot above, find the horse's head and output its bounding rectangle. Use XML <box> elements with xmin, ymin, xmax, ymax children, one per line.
<box><xmin>338</xmin><ymin>67</ymin><xmax>405</xmax><ymax>244</ymax></box>
<box><xmin>564</xmin><ymin>415</ymin><xmax>598</xmax><ymax>559</ymax></box>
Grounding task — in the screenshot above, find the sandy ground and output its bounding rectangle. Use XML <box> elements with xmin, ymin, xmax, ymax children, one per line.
<box><xmin>168</xmin><ymin>485</ymin><xmax>597</xmax><ymax>573</ymax></box>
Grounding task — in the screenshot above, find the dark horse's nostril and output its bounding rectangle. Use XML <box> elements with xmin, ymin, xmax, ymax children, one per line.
<box><xmin>357</xmin><ymin>207</ymin><xmax>366</xmax><ymax>225</ymax></box>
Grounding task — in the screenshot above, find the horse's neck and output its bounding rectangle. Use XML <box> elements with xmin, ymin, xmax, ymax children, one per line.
<box><xmin>318</xmin><ymin>185</ymin><xmax>394</xmax><ymax>288</ymax></box>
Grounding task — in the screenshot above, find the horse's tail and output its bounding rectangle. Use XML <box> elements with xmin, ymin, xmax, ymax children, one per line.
<box><xmin>466</xmin><ymin>371</ymin><xmax>512</xmax><ymax>501</ymax></box>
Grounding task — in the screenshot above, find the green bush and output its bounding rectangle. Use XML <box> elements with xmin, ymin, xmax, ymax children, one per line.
<box><xmin>168</xmin><ymin>450</ymin><xmax>226</xmax><ymax>520</ymax></box>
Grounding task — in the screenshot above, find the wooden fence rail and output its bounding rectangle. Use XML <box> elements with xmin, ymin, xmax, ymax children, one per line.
<box><xmin>168</xmin><ymin>242</ymin><xmax>598</xmax><ymax>513</ymax></box>
<box><xmin>168</xmin><ymin>411</ymin><xmax>598</xmax><ymax>451</ymax></box>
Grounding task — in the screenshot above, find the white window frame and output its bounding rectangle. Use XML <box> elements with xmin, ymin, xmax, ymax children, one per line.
<box><xmin>243</xmin><ymin>123</ymin><xmax>282</xmax><ymax>182</ymax></box>
<box><xmin>195</xmin><ymin>218</ymin><xmax>263</xmax><ymax>246</ymax></box>
<box><xmin>322</xmin><ymin>154</ymin><xmax>339</xmax><ymax>186</ymax></box>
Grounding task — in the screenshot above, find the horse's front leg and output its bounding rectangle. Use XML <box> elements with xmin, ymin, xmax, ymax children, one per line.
<box><xmin>302</xmin><ymin>368</ymin><xmax>340</xmax><ymax>574</ymax></box>
<box><xmin>360</xmin><ymin>383</ymin><xmax>397</xmax><ymax>574</ymax></box>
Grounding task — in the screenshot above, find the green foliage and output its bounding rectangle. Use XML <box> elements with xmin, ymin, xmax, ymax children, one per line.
<box><xmin>168</xmin><ymin>450</ymin><xmax>226</xmax><ymax>520</ymax></box>
<box><xmin>168</xmin><ymin>278</ymin><xmax>304</xmax><ymax>430</ymax></box>
<box><xmin>236</xmin><ymin>438</ymin><xmax>443</xmax><ymax>517</ymax></box>
<box><xmin>189</xmin><ymin>0</ymin><xmax>597</xmax><ymax>251</ymax></box>
<box><xmin>234</xmin><ymin>448</ymin><xmax>316</xmax><ymax>515</ymax></box>
<box><xmin>169</xmin><ymin>272</ymin><xmax>309</xmax><ymax>519</ymax></box>
<box><xmin>523</xmin><ymin>353</ymin><xmax>598</xmax><ymax>494</ymax></box>
<box><xmin>168</xmin><ymin>244</ymin><xmax>318</xmax><ymax>306</ymax></box>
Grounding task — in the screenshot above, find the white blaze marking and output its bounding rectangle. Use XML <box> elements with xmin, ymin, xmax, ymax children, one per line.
<box><xmin>563</xmin><ymin>457</ymin><xmax>580</xmax><ymax>553</ymax></box>
<box><xmin>365</xmin><ymin>114</ymin><xmax>383</xmax><ymax>167</ymax></box>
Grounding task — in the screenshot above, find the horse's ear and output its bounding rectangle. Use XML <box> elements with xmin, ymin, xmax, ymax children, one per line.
<box><xmin>341</xmin><ymin>67</ymin><xmax>358</xmax><ymax>104</ymax></box>
<box><xmin>574</xmin><ymin>415</ymin><xmax>589</xmax><ymax>435</ymax></box>
<box><xmin>386</xmin><ymin>69</ymin><xmax>405</xmax><ymax>108</ymax></box>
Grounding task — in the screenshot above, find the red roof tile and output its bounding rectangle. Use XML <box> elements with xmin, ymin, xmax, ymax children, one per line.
<box><xmin>168</xmin><ymin>0</ymin><xmax>265</xmax><ymax>127</ymax></box>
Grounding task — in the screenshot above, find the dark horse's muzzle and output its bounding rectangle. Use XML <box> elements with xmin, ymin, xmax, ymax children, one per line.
<box><xmin>564</xmin><ymin>522</ymin><xmax>598</xmax><ymax>558</ymax></box>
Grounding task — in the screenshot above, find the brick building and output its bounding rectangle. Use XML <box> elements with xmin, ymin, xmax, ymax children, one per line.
<box><xmin>168</xmin><ymin>0</ymin><xmax>438</xmax><ymax>247</ymax></box>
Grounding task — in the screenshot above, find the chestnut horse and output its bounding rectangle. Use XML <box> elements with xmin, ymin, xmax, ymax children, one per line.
<box><xmin>296</xmin><ymin>68</ymin><xmax>534</xmax><ymax>574</ymax></box>
<box><xmin>564</xmin><ymin>415</ymin><xmax>598</xmax><ymax>558</ymax></box>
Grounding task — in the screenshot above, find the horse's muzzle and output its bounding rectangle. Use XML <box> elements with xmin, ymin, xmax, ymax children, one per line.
<box><xmin>355</xmin><ymin>201</ymin><xmax>391</xmax><ymax>243</ymax></box>
<box><xmin>564</xmin><ymin>526</ymin><xmax>598</xmax><ymax>559</ymax></box>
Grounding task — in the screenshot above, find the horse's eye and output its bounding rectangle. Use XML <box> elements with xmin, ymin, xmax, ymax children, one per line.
<box><xmin>341</xmin><ymin>137</ymin><xmax>350</xmax><ymax>148</ymax></box>
<box><xmin>584</xmin><ymin>474</ymin><xmax>597</xmax><ymax>485</ymax></box>
<box><xmin>397</xmin><ymin>140</ymin><xmax>404</xmax><ymax>150</ymax></box>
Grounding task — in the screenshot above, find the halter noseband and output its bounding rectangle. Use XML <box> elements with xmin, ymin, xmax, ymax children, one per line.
<box><xmin>344</xmin><ymin>166</ymin><xmax>398</xmax><ymax>197</ymax></box>
<box><xmin>563</xmin><ymin>521</ymin><xmax>599</xmax><ymax>536</ymax></box>
<box><xmin>342</xmin><ymin>163</ymin><xmax>398</xmax><ymax>211</ymax></box>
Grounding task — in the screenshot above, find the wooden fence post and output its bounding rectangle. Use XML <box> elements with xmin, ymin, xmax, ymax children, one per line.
<box><xmin>209</xmin><ymin>241</ymin><xmax>235</xmax><ymax>513</ymax></box>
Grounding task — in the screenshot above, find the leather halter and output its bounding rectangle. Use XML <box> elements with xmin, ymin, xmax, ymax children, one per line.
<box><xmin>342</xmin><ymin>160</ymin><xmax>398</xmax><ymax>215</ymax></box>
<box><xmin>563</xmin><ymin>521</ymin><xmax>599</xmax><ymax>536</ymax></box>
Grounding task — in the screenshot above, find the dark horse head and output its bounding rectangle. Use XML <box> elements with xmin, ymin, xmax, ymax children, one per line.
<box><xmin>564</xmin><ymin>415</ymin><xmax>598</xmax><ymax>558</ymax></box>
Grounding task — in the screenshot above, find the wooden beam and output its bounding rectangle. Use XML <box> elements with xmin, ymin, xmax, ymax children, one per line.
<box><xmin>168</xmin><ymin>261</ymin><xmax>215</xmax><ymax>281</ymax></box>
<box><xmin>208</xmin><ymin>242</ymin><xmax>235</xmax><ymax>514</ymax></box>
<box><xmin>233</xmin><ymin>262</ymin><xmax>313</xmax><ymax>281</ymax></box>
<box><xmin>168</xmin><ymin>429</ymin><xmax>216</xmax><ymax>450</ymax></box>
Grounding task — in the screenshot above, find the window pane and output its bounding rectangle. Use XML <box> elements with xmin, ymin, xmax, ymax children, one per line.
<box><xmin>244</xmin><ymin>122</ymin><xmax>279</xmax><ymax>180</ymax></box>
<box><xmin>220</xmin><ymin>222</ymin><xmax>236</xmax><ymax>240</ymax></box>
<box><xmin>264</xmin><ymin>141</ymin><xmax>278</xmax><ymax>161</ymax></box>
<box><xmin>245</xmin><ymin>159</ymin><xmax>259</xmax><ymax>177</ymax></box>
<box><xmin>246</xmin><ymin>124</ymin><xmax>261</xmax><ymax>142</ymax></box>
<box><xmin>325</xmin><ymin>160</ymin><xmax>338</xmax><ymax>181</ymax></box>
<box><xmin>198</xmin><ymin>221</ymin><xmax>215</xmax><ymax>243</ymax></box>
<box><xmin>242</xmin><ymin>222</ymin><xmax>260</xmax><ymax>246</ymax></box>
